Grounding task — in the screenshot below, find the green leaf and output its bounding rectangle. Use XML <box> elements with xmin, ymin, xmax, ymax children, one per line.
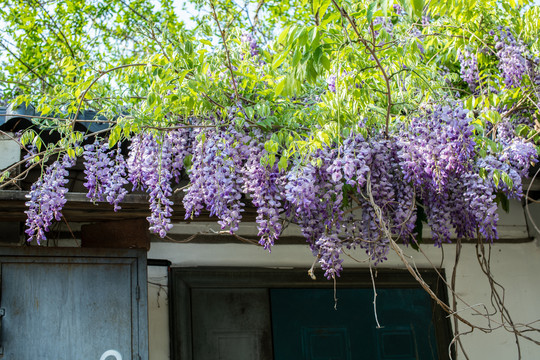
<box><xmin>501</xmin><ymin>171</ymin><xmax>514</xmax><ymax>189</ymax></box>
<box><xmin>479</xmin><ymin>167</ymin><xmax>487</xmax><ymax>179</ymax></box>
<box><xmin>278</xmin><ymin>155</ymin><xmax>288</xmax><ymax>171</ymax></box>
<box><xmin>312</xmin><ymin>0</ymin><xmax>321</xmax><ymax>14</ymax></box>
<box><xmin>310</xmin><ymin>28</ymin><xmax>319</xmax><ymax>50</ymax></box>
<box><xmin>0</xmin><ymin>170</ymin><xmax>10</xmax><ymax>183</ymax></box>
<box><xmin>318</xmin><ymin>0</ymin><xmax>331</xmax><ymax>19</ymax></box>
<box><xmin>380</xmin><ymin>0</ymin><xmax>389</xmax><ymax>17</ymax></box>
<box><xmin>493</xmin><ymin>169</ymin><xmax>500</xmax><ymax>188</ymax></box>
<box><xmin>367</xmin><ymin>2</ymin><xmax>377</xmax><ymax>23</ymax></box>
<box><xmin>495</xmin><ymin>192</ymin><xmax>510</xmax><ymax>213</ymax></box>
<box><xmin>272</xmin><ymin>52</ymin><xmax>288</xmax><ymax>69</ymax></box>
<box><xmin>277</xmin><ymin>26</ymin><xmax>291</xmax><ymax>45</ymax></box>
<box><xmin>199</xmin><ymin>39</ymin><xmax>212</xmax><ymax>46</ymax></box>
<box><xmin>147</xmin><ymin>92</ymin><xmax>157</xmax><ymax>107</ymax></box>
<box><xmin>320</xmin><ymin>55</ymin><xmax>330</xmax><ymax>70</ymax></box>
<box><xmin>275</xmin><ymin>77</ymin><xmax>286</xmax><ymax>96</ymax></box>
<box><xmin>412</xmin><ymin>0</ymin><xmax>423</xmax><ymax>18</ymax></box>
<box><xmin>292</xmin><ymin>50</ymin><xmax>302</xmax><ymax>67</ymax></box>
<box><xmin>264</xmin><ymin>140</ymin><xmax>279</xmax><ymax>154</ymax></box>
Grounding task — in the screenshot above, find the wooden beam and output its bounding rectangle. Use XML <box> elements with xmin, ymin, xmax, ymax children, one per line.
<box><xmin>0</xmin><ymin>190</ymin><xmax>259</xmax><ymax>222</ymax></box>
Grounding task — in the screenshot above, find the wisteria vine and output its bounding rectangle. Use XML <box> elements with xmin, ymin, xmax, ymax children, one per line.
<box><xmin>21</xmin><ymin>101</ymin><xmax>538</xmax><ymax>280</ymax></box>
<box><xmin>16</xmin><ymin>7</ymin><xmax>540</xmax><ymax>283</ymax></box>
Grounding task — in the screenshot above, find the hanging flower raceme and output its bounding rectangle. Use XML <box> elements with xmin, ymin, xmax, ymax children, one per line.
<box><xmin>316</xmin><ymin>233</ymin><xmax>344</xmax><ymax>280</ymax></box>
<box><xmin>284</xmin><ymin>146</ymin><xmax>342</xmax><ymax>246</ymax></box>
<box><xmin>83</xmin><ymin>139</ymin><xmax>128</xmax><ymax>211</ymax></box>
<box><xmin>494</xmin><ymin>28</ymin><xmax>528</xmax><ymax>88</ymax></box>
<box><xmin>127</xmin><ymin>131</ymin><xmax>191</xmax><ymax>238</ymax></box>
<box><xmin>399</xmin><ymin>103</ymin><xmax>475</xmax><ymax>190</ymax></box>
<box><xmin>241</xmin><ymin>134</ymin><xmax>284</xmax><ymax>250</ymax></box>
<box><xmin>183</xmin><ymin>125</ymin><xmax>250</xmax><ymax>233</ymax></box>
<box><xmin>398</xmin><ymin>103</ymin><xmax>478</xmax><ymax>245</ymax></box>
<box><xmin>25</xmin><ymin>154</ymin><xmax>76</xmax><ymax>244</ymax></box>
<box><xmin>458</xmin><ymin>50</ymin><xmax>480</xmax><ymax>91</ymax></box>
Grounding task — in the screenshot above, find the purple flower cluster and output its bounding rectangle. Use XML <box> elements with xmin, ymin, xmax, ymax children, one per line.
<box><xmin>283</xmin><ymin>145</ymin><xmax>346</xmax><ymax>277</ymax></box>
<box><xmin>83</xmin><ymin>139</ymin><xmax>128</xmax><ymax>211</ymax></box>
<box><xmin>494</xmin><ymin>28</ymin><xmax>528</xmax><ymax>88</ymax></box>
<box><xmin>127</xmin><ymin>132</ymin><xmax>187</xmax><ymax>238</ymax></box>
<box><xmin>400</xmin><ymin>103</ymin><xmax>475</xmax><ymax>190</ymax></box>
<box><xmin>168</xmin><ymin>128</ymin><xmax>192</xmax><ymax>181</ymax></box>
<box><xmin>327</xmin><ymin>74</ymin><xmax>337</xmax><ymax>93</ymax></box>
<box><xmin>284</xmin><ymin>163</ymin><xmax>326</xmax><ymax>242</ymax></box>
<box><xmin>241</xmin><ymin>32</ymin><xmax>259</xmax><ymax>57</ymax></box>
<box><xmin>183</xmin><ymin>125</ymin><xmax>249</xmax><ymax>233</ymax></box>
<box><xmin>495</xmin><ymin>121</ymin><xmax>538</xmax><ymax>177</ymax></box>
<box><xmin>388</xmin><ymin>143</ymin><xmax>417</xmax><ymax>243</ymax></box>
<box><xmin>316</xmin><ymin>234</ymin><xmax>344</xmax><ymax>279</ymax></box>
<box><xmin>349</xmin><ymin>140</ymin><xmax>416</xmax><ymax>262</ymax></box>
<box><xmin>281</xmin><ymin>135</ymin><xmax>416</xmax><ymax>274</ymax></box>
<box><xmin>327</xmin><ymin>134</ymin><xmax>371</xmax><ymax>192</ymax></box>
<box><xmin>458</xmin><ymin>50</ymin><xmax>480</xmax><ymax>91</ymax></box>
<box><xmin>393</xmin><ymin>4</ymin><xmax>405</xmax><ymax>15</ymax></box>
<box><xmin>410</xmin><ymin>27</ymin><xmax>425</xmax><ymax>54</ymax></box>
<box><xmin>20</xmin><ymin>105</ymin><xmax>538</xmax><ymax>276</ymax></box>
<box><xmin>372</xmin><ymin>17</ymin><xmax>393</xmax><ymax>39</ymax></box>
<box><xmin>461</xmin><ymin>173</ymin><xmax>499</xmax><ymax>240</ymax></box>
<box><xmin>399</xmin><ymin>103</ymin><xmax>480</xmax><ymax>244</ymax></box>
<box><xmin>25</xmin><ymin>154</ymin><xmax>76</xmax><ymax>243</ymax></box>
<box><xmin>466</xmin><ymin>120</ymin><xmax>540</xmax><ymax>201</ymax></box>
<box><xmin>241</xmin><ymin>137</ymin><xmax>284</xmax><ymax>249</ymax></box>
<box><xmin>358</xmin><ymin>140</ymin><xmax>395</xmax><ymax>262</ymax></box>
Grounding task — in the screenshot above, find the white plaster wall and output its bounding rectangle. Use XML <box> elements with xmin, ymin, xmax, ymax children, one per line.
<box><xmin>147</xmin><ymin>201</ymin><xmax>540</xmax><ymax>359</ymax></box>
<box><xmin>148</xmin><ymin>266</ymin><xmax>170</xmax><ymax>360</ymax></box>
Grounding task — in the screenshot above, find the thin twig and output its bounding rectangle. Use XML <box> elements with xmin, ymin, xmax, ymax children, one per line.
<box><xmin>71</xmin><ymin>63</ymin><xmax>160</xmax><ymax>129</ymax></box>
<box><xmin>0</xmin><ymin>41</ymin><xmax>52</xmax><ymax>88</ymax></box>
<box><xmin>330</xmin><ymin>0</ymin><xmax>393</xmax><ymax>137</ymax></box>
<box><xmin>209</xmin><ymin>0</ymin><xmax>240</xmax><ymax>101</ymax></box>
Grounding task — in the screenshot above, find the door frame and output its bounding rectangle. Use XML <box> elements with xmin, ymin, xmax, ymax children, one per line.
<box><xmin>169</xmin><ymin>267</ymin><xmax>454</xmax><ymax>360</ymax></box>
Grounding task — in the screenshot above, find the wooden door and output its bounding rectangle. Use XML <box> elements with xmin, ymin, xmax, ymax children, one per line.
<box><xmin>0</xmin><ymin>248</ymin><xmax>148</xmax><ymax>360</ymax></box>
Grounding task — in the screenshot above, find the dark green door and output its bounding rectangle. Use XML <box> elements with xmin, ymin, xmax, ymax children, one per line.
<box><xmin>271</xmin><ymin>288</ymin><xmax>439</xmax><ymax>360</ymax></box>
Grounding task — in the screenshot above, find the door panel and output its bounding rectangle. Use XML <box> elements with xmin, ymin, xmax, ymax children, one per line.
<box><xmin>301</xmin><ymin>327</ymin><xmax>352</xmax><ymax>360</ymax></box>
<box><xmin>191</xmin><ymin>288</ymin><xmax>273</xmax><ymax>360</ymax></box>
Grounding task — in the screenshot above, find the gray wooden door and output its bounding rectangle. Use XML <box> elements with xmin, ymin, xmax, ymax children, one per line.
<box><xmin>0</xmin><ymin>248</ymin><xmax>148</xmax><ymax>360</ymax></box>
